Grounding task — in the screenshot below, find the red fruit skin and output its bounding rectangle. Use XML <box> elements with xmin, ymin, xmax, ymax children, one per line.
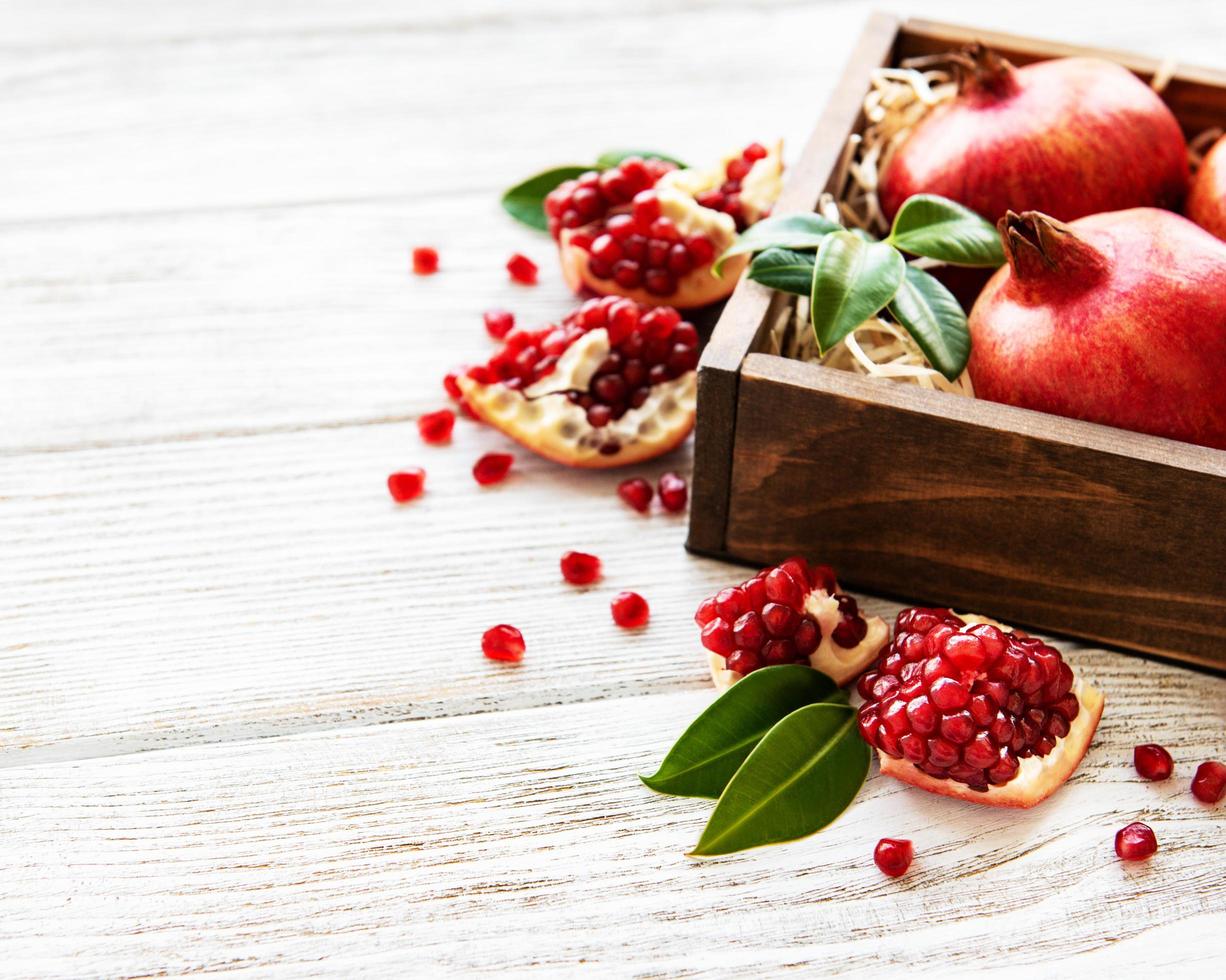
<box><xmin>968</xmin><ymin>208</ymin><xmax>1226</xmax><ymax>450</ymax></box>
<box><xmin>879</xmin><ymin>54</ymin><xmax>1189</xmax><ymax>223</ymax></box>
<box><xmin>1188</xmin><ymin>135</ymin><xmax>1226</xmax><ymax>242</ymax></box>
<box><xmin>1191</xmin><ymin>760</ymin><xmax>1226</xmax><ymax>804</ymax></box>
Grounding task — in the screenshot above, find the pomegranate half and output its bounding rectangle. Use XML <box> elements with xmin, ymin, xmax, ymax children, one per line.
<box><xmin>1188</xmin><ymin>134</ymin><xmax>1226</xmax><ymax>241</ymax></box>
<box><xmin>456</xmin><ymin>298</ymin><xmax>696</xmax><ymax>468</ymax></box>
<box><xmin>547</xmin><ymin>144</ymin><xmax>783</xmax><ymax>308</ymax></box>
<box><xmin>694</xmin><ymin>558</ymin><xmax>889</xmax><ymax>689</ymax></box>
<box><xmin>878</xmin><ymin>47</ymin><xmax>1189</xmax><ymax>224</ymax></box>
<box><xmin>968</xmin><ymin>208</ymin><xmax>1226</xmax><ymax>450</ymax></box>
<box><xmin>857</xmin><ymin>608</ymin><xmax>1104</xmax><ymax>808</ymax></box>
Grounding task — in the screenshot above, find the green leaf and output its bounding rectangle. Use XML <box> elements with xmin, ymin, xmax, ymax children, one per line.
<box><xmin>689</xmin><ymin>702</ymin><xmax>869</xmax><ymax>857</ymax></box>
<box><xmin>810</xmin><ymin>231</ymin><xmax>905</xmax><ymax>354</ymax></box>
<box><xmin>713</xmin><ymin>213</ymin><xmax>840</xmax><ymax>275</ymax></box>
<box><xmin>595</xmin><ymin>149</ymin><xmax>688</xmax><ymax>169</ymax></box>
<box><xmin>500</xmin><ymin>165</ymin><xmax>590</xmax><ymax>232</ymax></box>
<box><xmin>640</xmin><ymin>667</ymin><xmax>845</xmax><ymax>799</ymax></box>
<box><xmin>746</xmin><ymin>247</ymin><xmax>815</xmax><ymax>297</ymax></box>
<box><xmin>888</xmin><ymin>265</ymin><xmax>972</xmax><ymax>381</ymax></box>
<box><xmin>886</xmin><ymin>194</ymin><xmax>1005</xmax><ymax>267</ymax></box>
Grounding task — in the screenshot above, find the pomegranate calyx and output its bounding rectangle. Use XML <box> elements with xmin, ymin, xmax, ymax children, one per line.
<box><xmin>956</xmin><ymin>44</ymin><xmax>1020</xmax><ymax>100</ymax></box>
<box><xmin>1000</xmin><ymin>210</ymin><xmax>1111</xmax><ymax>286</ymax></box>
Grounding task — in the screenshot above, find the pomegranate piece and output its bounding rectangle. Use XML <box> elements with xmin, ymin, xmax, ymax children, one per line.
<box><xmin>859</xmin><ymin>608</ymin><xmax>1104</xmax><ymax>808</ymax></box>
<box><xmin>482</xmin><ymin>624</ymin><xmax>525</xmax><ymax>663</ymax></box>
<box><xmin>618</xmin><ymin>477</ymin><xmax>653</xmax><ymax>512</ymax></box>
<box><xmin>697</xmin><ymin>557</ymin><xmax>888</xmax><ymax>689</ymax></box>
<box><xmin>873</xmin><ymin>838</ymin><xmax>913</xmax><ymax>878</ymax></box>
<box><xmin>417</xmin><ymin>409</ymin><xmax>455</xmax><ymax>445</ymax></box>
<box><xmin>506</xmin><ymin>253</ymin><xmax>538</xmax><ymax>285</ymax></box>
<box><xmin>560</xmin><ymin>550</ymin><xmax>602</xmax><ymax>585</ymax></box>
<box><xmin>411</xmin><ymin>247</ymin><xmax>439</xmax><ymax>275</ymax></box>
<box><xmin>472</xmin><ymin>452</ymin><xmax>514</xmax><ymax>486</ymax></box>
<box><xmin>657</xmin><ymin>472</ymin><xmax>688</xmax><ymax>512</ymax></box>
<box><xmin>1133</xmin><ymin>743</ymin><xmax>1173</xmax><ymax>781</ymax></box>
<box><xmin>457</xmin><ymin>298</ymin><xmax>698</xmax><ymax>468</ymax></box>
<box><xmin>387</xmin><ymin>468</ymin><xmax>425</xmax><ymax>502</ymax></box>
<box><xmin>1191</xmin><ymin>760</ymin><xmax>1226</xmax><ymax>804</ymax></box>
<box><xmin>611</xmin><ymin>591</ymin><xmax>649</xmax><ymax>629</ymax></box>
<box><xmin>1115</xmin><ymin>822</ymin><xmax>1158</xmax><ymax>861</ymax></box>
<box><xmin>483</xmin><ymin>309</ymin><xmax>515</xmax><ymax>340</ymax></box>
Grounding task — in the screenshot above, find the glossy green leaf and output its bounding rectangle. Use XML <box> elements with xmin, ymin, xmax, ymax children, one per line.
<box><xmin>500</xmin><ymin>165</ymin><xmax>589</xmax><ymax>232</ymax></box>
<box><xmin>689</xmin><ymin>702</ymin><xmax>868</xmax><ymax>857</ymax></box>
<box><xmin>810</xmin><ymin>231</ymin><xmax>905</xmax><ymax>354</ymax></box>
<box><xmin>886</xmin><ymin>194</ymin><xmax>1005</xmax><ymax>267</ymax></box>
<box><xmin>713</xmin><ymin>213</ymin><xmax>840</xmax><ymax>275</ymax></box>
<box><xmin>746</xmin><ymin>247</ymin><xmax>815</xmax><ymax>297</ymax></box>
<box><xmin>595</xmin><ymin>149</ymin><xmax>688</xmax><ymax>169</ymax></box>
<box><xmin>888</xmin><ymin>265</ymin><xmax>972</xmax><ymax>381</ymax></box>
<box><xmin>640</xmin><ymin>667</ymin><xmax>845</xmax><ymax>799</ymax></box>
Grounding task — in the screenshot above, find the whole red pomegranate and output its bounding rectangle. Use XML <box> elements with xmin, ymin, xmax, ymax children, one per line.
<box><xmin>879</xmin><ymin>47</ymin><xmax>1189</xmax><ymax>223</ymax></box>
<box><xmin>968</xmin><ymin>208</ymin><xmax>1226</xmax><ymax>450</ymax></box>
<box><xmin>1188</xmin><ymin>134</ymin><xmax>1226</xmax><ymax>241</ymax></box>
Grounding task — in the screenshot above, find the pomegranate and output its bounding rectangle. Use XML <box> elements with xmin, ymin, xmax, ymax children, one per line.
<box><xmin>618</xmin><ymin>477</ymin><xmax>653</xmax><ymax>513</ymax></box>
<box><xmin>969</xmin><ymin>209</ymin><xmax>1226</xmax><ymax>450</ymax></box>
<box><xmin>611</xmin><ymin>591</ymin><xmax>649</xmax><ymax>628</ymax></box>
<box><xmin>483</xmin><ymin>624</ymin><xmax>525</xmax><ymax>663</ymax></box>
<box><xmin>547</xmin><ymin>144</ymin><xmax>783</xmax><ymax>308</ymax></box>
<box><xmin>1115</xmin><ymin>822</ymin><xmax>1158</xmax><ymax>861</ymax></box>
<box><xmin>387</xmin><ymin>469</ymin><xmax>425</xmax><ymax>502</ymax></box>
<box><xmin>1188</xmin><ymin>134</ymin><xmax>1226</xmax><ymax>241</ymax></box>
<box><xmin>857</xmin><ymin>608</ymin><xmax>1104</xmax><ymax>808</ymax></box>
<box><xmin>456</xmin><ymin>299</ymin><xmax>697</xmax><ymax>468</ymax></box>
<box><xmin>879</xmin><ymin>47</ymin><xmax>1188</xmax><ymax>223</ymax></box>
<box><xmin>560</xmin><ymin>550</ymin><xmax>602</xmax><ymax>585</ymax></box>
<box><xmin>506</xmin><ymin>253</ymin><xmax>538</xmax><ymax>285</ymax></box>
<box><xmin>412</xmin><ymin>247</ymin><xmax>439</xmax><ymax>275</ymax></box>
<box><xmin>695</xmin><ymin>557</ymin><xmax>888</xmax><ymax>689</ymax></box>
<box><xmin>873</xmin><ymin>838</ymin><xmax>913</xmax><ymax>878</ymax></box>
<box><xmin>1191</xmin><ymin>760</ymin><xmax>1226</xmax><ymax>804</ymax></box>
<box><xmin>1133</xmin><ymin>743</ymin><xmax>1173</xmax><ymax>781</ymax></box>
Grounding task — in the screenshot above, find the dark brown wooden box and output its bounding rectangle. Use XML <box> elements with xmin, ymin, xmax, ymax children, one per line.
<box><xmin>687</xmin><ymin>13</ymin><xmax>1226</xmax><ymax>672</ymax></box>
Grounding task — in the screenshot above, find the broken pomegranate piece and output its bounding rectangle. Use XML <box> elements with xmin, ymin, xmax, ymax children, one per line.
<box><xmin>456</xmin><ymin>298</ymin><xmax>697</xmax><ymax>468</ymax></box>
<box><xmin>857</xmin><ymin>608</ymin><xmax>1104</xmax><ymax>808</ymax></box>
<box><xmin>548</xmin><ymin>144</ymin><xmax>783</xmax><ymax>308</ymax></box>
<box><xmin>695</xmin><ymin>557</ymin><xmax>888</xmax><ymax>689</ymax></box>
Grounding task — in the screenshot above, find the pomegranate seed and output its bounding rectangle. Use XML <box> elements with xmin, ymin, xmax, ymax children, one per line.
<box><xmin>658</xmin><ymin>472</ymin><xmax>688</xmax><ymax>512</ymax></box>
<box><xmin>443</xmin><ymin>370</ymin><xmax>464</xmax><ymax>400</ymax></box>
<box><xmin>411</xmin><ymin>247</ymin><xmax>438</xmax><ymax>275</ymax></box>
<box><xmin>611</xmin><ymin>591</ymin><xmax>649</xmax><ymax>629</ymax></box>
<box><xmin>417</xmin><ymin>409</ymin><xmax>455</xmax><ymax>445</ymax></box>
<box><xmin>701</xmin><ymin>618</ymin><xmax>735</xmax><ymax>655</ymax></box>
<box><xmin>1114</xmin><ymin>822</ymin><xmax>1157</xmax><ymax>860</ymax></box>
<box><xmin>506</xmin><ymin>253</ymin><xmax>538</xmax><ymax>285</ymax></box>
<box><xmin>873</xmin><ymin>838</ymin><xmax>913</xmax><ymax>877</ymax></box>
<box><xmin>743</xmin><ymin>142</ymin><xmax>768</xmax><ymax>162</ymax></box>
<box><xmin>482</xmin><ymin>624</ymin><xmax>525</xmax><ymax>663</ymax></box>
<box><xmin>387</xmin><ymin>469</ymin><xmax>425</xmax><ymax>502</ymax></box>
<box><xmin>606</xmin><ymin>214</ymin><xmax>636</xmax><ymax>239</ymax></box>
<box><xmin>725</xmin><ymin>157</ymin><xmax>751</xmax><ymax>182</ymax></box>
<box><xmin>1191</xmin><ymin>760</ymin><xmax>1226</xmax><ymax>803</ymax></box>
<box><xmin>685</xmin><ymin>235</ymin><xmax>716</xmax><ymax>266</ymax></box>
<box><xmin>618</xmin><ymin>477</ymin><xmax>653</xmax><ymax>513</ymax></box>
<box><xmin>631</xmin><ymin>190</ymin><xmax>661</xmax><ymax>228</ymax></box>
<box><xmin>560</xmin><ymin>550</ymin><xmax>602</xmax><ymax>585</ymax></box>
<box><xmin>1133</xmin><ymin>743</ymin><xmax>1174</xmax><ymax>781</ymax></box>
<box><xmin>483</xmin><ymin>309</ymin><xmax>515</xmax><ymax>339</ymax></box>
<box><xmin>472</xmin><ymin>452</ymin><xmax>513</xmax><ymax>485</ymax></box>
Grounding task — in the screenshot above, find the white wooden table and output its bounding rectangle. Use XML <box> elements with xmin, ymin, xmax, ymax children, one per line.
<box><xmin>3</xmin><ymin>1</ymin><xmax>1224</xmax><ymax>974</ymax></box>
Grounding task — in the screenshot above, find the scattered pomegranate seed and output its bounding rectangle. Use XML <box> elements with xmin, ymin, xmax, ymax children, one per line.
<box><xmin>473</xmin><ymin>452</ymin><xmax>514</xmax><ymax>486</ymax></box>
<box><xmin>506</xmin><ymin>253</ymin><xmax>539</xmax><ymax>285</ymax></box>
<box><xmin>387</xmin><ymin>468</ymin><xmax>426</xmax><ymax>502</ymax></box>
<box><xmin>1133</xmin><ymin>743</ymin><xmax>1173</xmax><ymax>781</ymax></box>
<box><xmin>560</xmin><ymin>550</ymin><xmax>602</xmax><ymax>585</ymax></box>
<box><xmin>417</xmin><ymin>409</ymin><xmax>455</xmax><ymax>445</ymax></box>
<box><xmin>443</xmin><ymin>370</ymin><xmax>463</xmax><ymax>400</ymax></box>
<box><xmin>618</xmin><ymin>477</ymin><xmax>653</xmax><ymax>513</ymax></box>
<box><xmin>1114</xmin><ymin>822</ymin><xmax>1158</xmax><ymax>861</ymax></box>
<box><xmin>1191</xmin><ymin>760</ymin><xmax>1226</xmax><ymax>803</ymax></box>
<box><xmin>483</xmin><ymin>309</ymin><xmax>515</xmax><ymax>340</ymax></box>
<box><xmin>482</xmin><ymin>624</ymin><xmax>525</xmax><ymax>663</ymax></box>
<box><xmin>412</xmin><ymin>247</ymin><xmax>439</xmax><ymax>275</ymax></box>
<box><xmin>611</xmin><ymin>591</ymin><xmax>650</xmax><ymax>628</ymax></box>
<box><xmin>873</xmin><ymin>838</ymin><xmax>913</xmax><ymax>877</ymax></box>
<box><xmin>658</xmin><ymin>472</ymin><xmax>688</xmax><ymax>512</ymax></box>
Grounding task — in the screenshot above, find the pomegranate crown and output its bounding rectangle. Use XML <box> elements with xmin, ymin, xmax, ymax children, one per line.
<box><xmin>905</xmin><ymin>43</ymin><xmax>1019</xmax><ymax>99</ymax></box>
<box><xmin>998</xmin><ymin>210</ymin><xmax>1110</xmax><ymax>285</ymax></box>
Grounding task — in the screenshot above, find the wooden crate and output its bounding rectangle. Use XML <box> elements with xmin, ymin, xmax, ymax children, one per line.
<box><xmin>687</xmin><ymin>13</ymin><xmax>1226</xmax><ymax>671</ymax></box>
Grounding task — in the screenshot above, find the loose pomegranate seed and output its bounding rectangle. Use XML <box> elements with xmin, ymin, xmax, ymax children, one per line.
<box><xmin>411</xmin><ymin>247</ymin><xmax>438</xmax><ymax>275</ymax></box>
<box><xmin>417</xmin><ymin>409</ymin><xmax>455</xmax><ymax>445</ymax></box>
<box><xmin>658</xmin><ymin>472</ymin><xmax>688</xmax><ymax>512</ymax></box>
<box><xmin>482</xmin><ymin>624</ymin><xmax>525</xmax><ymax>663</ymax></box>
<box><xmin>1191</xmin><ymin>760</ymin><xmax>1226</xmax><ymax>803</ymax></box>
<box><xmin>483</xmin><ymin>309</ymin><xmax>515</xmax><ymax>340</ymax></box>
<box><xmin>611</xmin><ymin>591</ymin><xmax>649</xmax><ymax>628</ymax></box>
<box><xmin>472</xmin><ymin>452</ymin><xmax>513</xmax><ymax>485</ymax></box>
<box><xmin>387</xmin><ymin>468</ymin><xmax>425</xmax><ymax>502</ymax></box>
<box><xmin>1133</xmin><ymin>743</ymin><xmax>1173</xmax><ymax>781</ymax></box>
<box><xmin>506</xmin><ymin>253</ymin><xmax>538</xmax><ymax>285</ymax></box>
<box><xmin>560</xmin><ymin>550</ymin><xmax>602</xmax><ymax>585</ymax></box>
<box><xmin>873</xmin><ymin>838</ymin><xmax>913</xmax><ymax>877</ymax></box>
<box><xmin>443</xmin><ymin>370</ymin><xmax>464</xmax><ymax>400</ymax></box>
<box><xmin>618</xmin><ymin>477</ymin><xmax>653</xmax><ymax>513</ymax></box>
<box><xmin>743</xmin><ymin>142</ymin><xmax>768</xmax><ymax>162</ymax></box>
<box><xmin>1114</xmin><ymin>822</ymin><xmax>1157</xmax><ymax>860</ymax></box>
